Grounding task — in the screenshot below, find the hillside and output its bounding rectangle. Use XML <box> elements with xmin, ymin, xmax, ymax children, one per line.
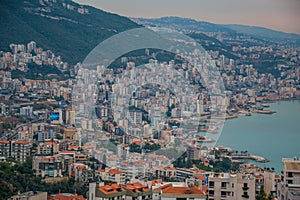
<box><xmin>222</xmin><ymin>24</ymin><xmax>300</xmax><ymax>45</ymax></box>
<box><xmin>133</xmin><ymin>16</ymin><xmax>235</xmax><ymax>33</ymax></box>
<box><xmin>0</xmin><ymin>0</ymin><xmax>139</xmax><ymax>64</ymax></box>
<box><xmin>134</xmin><ymin>16</ymin><xmax>300</xmax><ymax>46</ymax></box>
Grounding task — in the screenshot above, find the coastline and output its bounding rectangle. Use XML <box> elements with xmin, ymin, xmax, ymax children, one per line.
<box><xmin>215</xmin><ymin>99</ymin><xmax>300</xmax><ymax>173</ymax></box>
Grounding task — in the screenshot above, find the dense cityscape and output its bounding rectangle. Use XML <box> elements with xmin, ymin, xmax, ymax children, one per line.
<box><xmin>0</xmin><ymin>0</ymin><xmax>300</xmax><ymax>200</ymax></box>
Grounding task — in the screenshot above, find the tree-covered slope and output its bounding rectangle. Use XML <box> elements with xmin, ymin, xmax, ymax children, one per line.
<box><xmin>0</xmin><ymin>0</ymin><xmax>139</xmax><ymax>64</ymax></box>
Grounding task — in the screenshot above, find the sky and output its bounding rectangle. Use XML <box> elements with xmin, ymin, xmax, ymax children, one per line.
<box><xmin>74</xmin><ymin>0</ymin><xmax>300</xmax><ymax>34</ymax></box>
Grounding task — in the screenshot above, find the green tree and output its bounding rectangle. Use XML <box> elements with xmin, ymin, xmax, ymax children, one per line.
<box><xmin>256</xmin><ymin>186</ymin><xmax>267</xmax><ymax>200</ymax></box>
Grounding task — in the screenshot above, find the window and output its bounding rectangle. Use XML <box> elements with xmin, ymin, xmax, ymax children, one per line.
<box><xmin>221</xmin><ymin>191</ymin><xmax>226</xmax><ymax>197</ymax></box>
<box><xmin>242</xmin><ymin>191</ymin><xmax>249</xmax><ymax>198</ymax></box>
<box><xmin>221</xmin><ymin>182</ymin><xmax>227</xmax><ymax>188</ymax></box>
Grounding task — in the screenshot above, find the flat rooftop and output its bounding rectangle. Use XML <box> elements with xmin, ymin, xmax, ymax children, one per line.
<box><xmin>284</xmin><ymin>161</ymin><xmax>300</xmax><ymax>171</ymax></box>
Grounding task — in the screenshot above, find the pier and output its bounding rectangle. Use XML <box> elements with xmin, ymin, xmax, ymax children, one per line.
<box><xmin>229</xmin><ymin>155</ymin><xmax>270</xmax><ymax>163</ymax></box>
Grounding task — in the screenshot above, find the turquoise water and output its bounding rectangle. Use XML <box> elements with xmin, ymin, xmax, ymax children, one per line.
<box><xmin>216</xmin><ymin>100</ymin><xmax>300</xmax><ymax>173</ymax></box>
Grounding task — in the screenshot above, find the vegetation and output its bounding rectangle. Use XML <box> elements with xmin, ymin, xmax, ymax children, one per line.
<box><xmin>0</xmin><ymin>159</ymin><xmax>88</xmax><ymax>199</ymax></box>
<box><xmin>11</xmin><ymin>63</ymin><xmax>65</xmax><ymax>80</ymax></box>
<box><xmin>129</xmin><ymin>143</ymin><xmax>161</xmax><ymax>153</ymax></box>
<box><xmin>187</xmin><ymin>33</ymin><xmax>239</xmax><ymax>60</ymax></box>
<box><xmin>256</xmin><ymin>186</ymin><xmax>274</xmax><ymax>200</ymax></box>
<box><xmin>172</xmin><ymin>152</ymin><xmax>238</xmax><ymax>172</ymax></box>
<box><xmin>0</xmin><ymin>0</ymin><xmax>139</xmax><ymax>64</ymax></box>
<box><xmin>212</xmin><ymin>157</ymin><xmax>239</xmax><ymax>172</ymax></box>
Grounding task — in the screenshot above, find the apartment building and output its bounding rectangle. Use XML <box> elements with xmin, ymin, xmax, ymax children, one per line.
<box><xmin>95</xmin><ymin>168</ymin><xmax>126</xmax><ymax>184</ymax></box>
<box><xmin>32</xmin><ymin>155</ymin><xmax>62</xmax><ymax>178</ymax></box>
<box><xmin>0</xmin><ymin>140</ymin><xmax>31</xmax><ymax>162</ymax></box>
<box><xmin>277</xmin><ymin>158</ymin><xmax>300</xmax><ymax>200</ymax></box>
<box><xmin>208</xmin><ymin>172</ymin><xmax>256</xmax><ymax>200</ymax></box>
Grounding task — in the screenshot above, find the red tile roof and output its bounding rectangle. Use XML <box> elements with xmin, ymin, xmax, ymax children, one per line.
<box><xmin>13</xmin><ymin>141</ymin><xmax>29</xmax><ymax>145</ymax></box>
<box><xmin>124</xmin><ymin>183</ymin><xmax>150</xmax><ymax>192</ymax></box>
<box><xmin>76</xmin><ymin>165</ymin><xmax>87</xmax><ymax>170</ymax></box>
<box><xmin>99</xmin><ymin>183</ymin><xmax>125</xmax><ymax>195</ymax></box>
<box><xmin>162</xmin><ymin>185</ymin><xmax>205</xmax><ymax>195</ymax></box>
<box><xmin>108</xmin><ymin>169</ymin><xmax>124</xmax><ymax>175</ymax></box>
<box><xmin>48</xmin><ymin>193</ymin><xmax>86</xmax><ymax>200</ymax></box>
<box><xmin>96</xmin><ymin>169</ymin><xmax>105</xmax><ymax>173</ymax></box>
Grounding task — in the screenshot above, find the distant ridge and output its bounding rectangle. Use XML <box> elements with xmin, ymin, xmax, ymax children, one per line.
<box><xmin>132</xmin><ymin>16</ymin><xmax>236</xmax><ymax>33</ymax></box>
<box><xmin>133</xmin><ymin>16</ymin><xmax>300</xmax><ymax>46</ymax></box>
<box><xmin>222</xmin><ymin>24</ymin><xmax>300</xmax><ymax>43</ymax></box>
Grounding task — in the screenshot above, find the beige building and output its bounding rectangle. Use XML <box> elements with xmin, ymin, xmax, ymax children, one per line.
<box><xmin>37</xmin><ymin>141</ymin><xmax>59</xmax><ymax>155</ymax></box>
<box><xmin>277</xmin><ymin>158</ymin><xmax>300</xmax><ymax>200</ymax></box>
<box><xmin>262</xmin><ymin>169</ymin><xmax>281</xmax><ymax>196</ymax></box>
<box><xmin>208</xmin><ymin>172</ymin><xmax>256</xmax><ymax>200</ymax></box>
<box><xmin>64</xmin><ymin>127</ymin><xmax>77</xmax><ymax>139</ymax></box>
<box><xmin>9</xmin><ymin>191</ymin><xmax>47</xmax><ymax>200</ymax></box>
<box><xmin>95</xmin><ymin>168</ymin><xmax>126</xmax><ymax>184</ymax></box>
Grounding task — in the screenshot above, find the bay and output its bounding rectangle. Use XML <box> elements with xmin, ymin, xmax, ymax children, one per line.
<box><xmin>216</xmin><ymin>100</ymin><xmax>300</xmax><ymax>173</ymax></box>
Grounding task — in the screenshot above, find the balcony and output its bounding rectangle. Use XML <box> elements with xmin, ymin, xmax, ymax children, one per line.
<box><xmin>242</xmin><ymin>186</ymin><xmax>249</xmax><ymax>190</ymax></box>
<box><xmin>242</xmin><ymin>194</ymin><xmax>249</xmax><ymax>198</ymax></box>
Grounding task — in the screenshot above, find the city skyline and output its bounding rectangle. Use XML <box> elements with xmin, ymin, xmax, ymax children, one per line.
<box><xmin>74</xmin><ymin>0</ymin><xmax>300</xmax><ymax>34</ymax></box>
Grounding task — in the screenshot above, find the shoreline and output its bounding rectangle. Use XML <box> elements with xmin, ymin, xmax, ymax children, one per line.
<box><xmin>215</xmin><ymin>99</ymin><xmax>300</xmax><ymax>172</ymax></box>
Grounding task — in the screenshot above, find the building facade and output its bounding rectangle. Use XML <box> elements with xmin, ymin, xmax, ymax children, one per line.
<box><xmin>277</xmin><ymin>158</ymin><xmax>300</xmax><ymax>200</ymax></box>
<box><xmin>208</xmin><ymin>172</ymin><xmax>256</xmax><ymax>200</ymax></box>
<box><xmin>0</xmin><ymin>140</ymin><xmax>31</xmax><ymax>162</ymax></box>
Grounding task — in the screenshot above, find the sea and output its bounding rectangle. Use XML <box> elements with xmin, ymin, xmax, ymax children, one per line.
<box><xmin>216</xmin><ymin>100</ymin><xmax>300</xmax><ymax>173</ymax></box>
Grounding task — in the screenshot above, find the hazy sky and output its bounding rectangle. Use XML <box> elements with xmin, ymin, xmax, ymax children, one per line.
<box><xmin>74</xmin><ymin>0</ymin><xmax>300</xmax><ymax>34</ymax></box>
